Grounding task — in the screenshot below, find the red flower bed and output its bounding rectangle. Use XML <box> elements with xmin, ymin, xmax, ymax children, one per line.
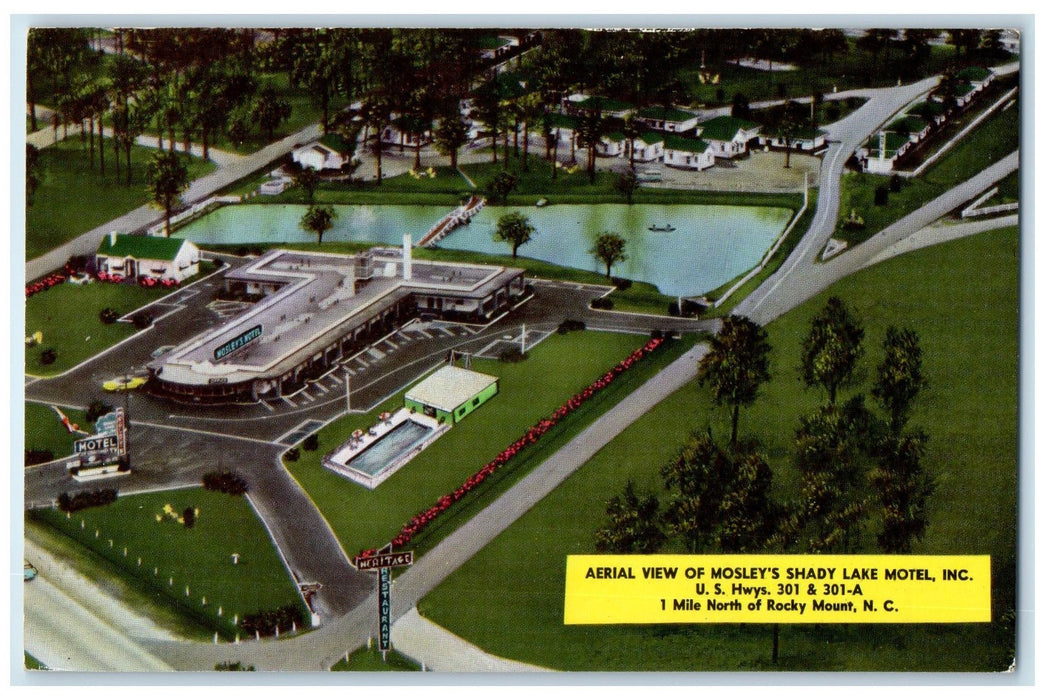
<box><xmin>358</xmin><ymin>336</ymin><xmax>665</xmax><ymax>559</ymax></box>
<box><xmin>25</xmin><ymin>273</ymin><xmax>66</xmax><ymax>298</ymax></box>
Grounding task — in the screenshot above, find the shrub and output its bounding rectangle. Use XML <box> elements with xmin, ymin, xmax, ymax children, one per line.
<box><xmin>498</xmin><ymin>348</ymin><xmax>529</xmax><ymax>363</ymax></box>
<box><xmin>183</xmin><ymin>506</ymin><xmax>196</xmax><ymax>528</ymax></box>
<box><xmin>131</xmin><ymin>310</ymin><xmax>154</xmax><ymax>329</ymax></box>
<box><xmin>874</xmin><ymin>185</ymin><xmax>890</xmax><ymax>206</ymax></box>
<box><xmin>285</xmin><ymin>448</ymin><xmax>300</xmax><ymax>462</ymax></box>
<box><xmin>25</xmin><ymin>449</ymin><xmax>54</xmax><ymax>466</ymax></box>
<box><xmin>240</xmin><ymin>604</ymin><xmax>304</xmax><ymax>638</ymax></box>
<box><xmin>57</xmin><ymin>488</ymin><xmax>118</xmax><ymax>513</ymax></box>
<box><xmin>826</xmin><ymin>105</ymin><xmax>841</xmax><ymax>121</ymax></box>
<box><xmin>86</xmin><ymin>400</ymin><xmax>114</xmax><ymax>423</ymax></box>
<box><xmin>610</xmin><ymin>277</ymin><xmax>632</xmax><ymax>291</ymax></box>
<box><xmin>215</xmin><ymin>662</ymin><xmax>255</xmax><ymax>672</ymax></box>
<box><xmin>591</xmin><ymin>297</ymin><xmax>614</xmax><ymax>310</ymax></box>
<box><xmin>202</xmin><ymin>470</ymin><xmax>248</xmax><ymax>495</ymax></box>
<box><xmin>302</xmin><ymin>434</ymin><xmax>319</xmax><ymax>451</ymax></box>
<box><xmin>889</xmin><ymin>174</ymin><xmax>905</xmax><ymax>193</ymax></box>
<box><xmin>668</xmin><ymin>299</ymin><xmax>702</xmax><ymax>317</ymax></box>
<box><xmin>99</xmin><ymin>308</ymin><xmax>119</xmax><ymax>324</ymax></box>
<box><xmin>557</xmin><ymin>319</ymin><xmax>586</xmax><ymax>334</ymax></box>
<box><xmin>40</xmin><ymin>348</ymin><xmax>57</xmax><ymax>365</ymax></box>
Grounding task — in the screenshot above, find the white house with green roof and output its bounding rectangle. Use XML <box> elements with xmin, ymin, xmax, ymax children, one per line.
<box><xmin>564</xmin><ymin>95</ymin><xmax>635</xmax><ymax>119</ymax></box>
<box><xmin>597</xmin><ymin>130</ymin><xmax>627</xmax><ymax>157</ymax></box>
<box><xmin>630</xmin><ymin>132</ymin><xmax>665</xmax><ymax>162</ymax></box>
<box><xmin>292</xmin><ymin>133</ymin><xmax>357</xmax><ymax>171</ymax></box>
<box><xmin>759</xmin><ymin>126</ymin><xmax>828</xmax><ymax>152</ymax></box>
<box><xmin>635</xmin><ymin>105</ymin><xmax>700</xmax><ymax>133</ymax></box>
<box><xmin>857</xmin><ymin>130</ymin><xmax>914</xmax><ymax>175</ymax></box>
<box><xmin>96</xmin><ymin>233</ymin><xmax>201</xmax><ymax>282</ymax></box>
<box><xmin>662</xmin><ymin>134</ymin><xmax>715</xmax><ymax>170</ymax></box>
<box><xmin>956</xmin><ymin>66</ymin><xmax>994</xmax><ymax>90</ymax></box>
<box><xmin>696</xmin><ymin>115</ymin><xmax>762</xmax><ymax>159</ymax></box>
<box><xmin>887</xmin><ymin>115</ymin><xmax>931</xmax><ymax>143</ymax></box>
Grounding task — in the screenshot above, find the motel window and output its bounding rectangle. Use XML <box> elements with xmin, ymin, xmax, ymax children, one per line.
<box><xmin>472</xmin><ymin>398</ymin><xmax>481</xmax><ymax>407</ymax></box>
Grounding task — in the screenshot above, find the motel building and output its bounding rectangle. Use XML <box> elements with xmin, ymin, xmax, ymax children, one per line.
<box><xmin>147</xmin><ymin>238</ymin><xmax>527</xmax><ymax>404</ymax></box>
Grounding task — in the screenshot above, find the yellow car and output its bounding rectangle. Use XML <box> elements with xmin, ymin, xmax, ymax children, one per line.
<box><xmin>102</xmin><ymin>376</ymin><xmax>148</xmax><ymax>392</ymax></box>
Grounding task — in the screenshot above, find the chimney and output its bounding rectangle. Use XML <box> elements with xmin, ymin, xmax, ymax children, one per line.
<box><xmin>109</xmin><ymin>231</ymin><xmax>117</xmax><ymax>246</ymax></box>
<box><xmin>402</xmin><ymin>234</ymin><xmax>412</xmax><ymax>281</ymax></box>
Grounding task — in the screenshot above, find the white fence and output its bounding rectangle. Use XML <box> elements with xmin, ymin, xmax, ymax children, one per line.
<box><xmin>147</xmin><ymin>195</ymin><xmax>242</xmax><ymax>237</ymax></box>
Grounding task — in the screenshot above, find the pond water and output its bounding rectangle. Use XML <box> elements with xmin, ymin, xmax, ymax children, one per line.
<box><xmin>175</xmin><ymin>202</ymin><xmax>792</xmax><ymax>296</ymax></box>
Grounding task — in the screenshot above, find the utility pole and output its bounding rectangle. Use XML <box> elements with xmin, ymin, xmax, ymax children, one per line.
<box><xmin>345</xmin><ymin>367</ymin><xmax>351</xmax><ymax>412</ymax></box>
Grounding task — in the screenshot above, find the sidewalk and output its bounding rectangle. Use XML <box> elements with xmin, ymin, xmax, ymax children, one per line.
<box><xmin>390</xmin><ymin>607</ymin><xmax>551</xmax><ymax>672</ymax></box>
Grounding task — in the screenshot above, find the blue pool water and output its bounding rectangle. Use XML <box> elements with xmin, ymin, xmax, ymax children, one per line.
<box><xmin>175</xmin><ymin>203</ymin><xmax>793</xmax><ymax>296</ymax></box>
<box><xmin>347</xmin><ymin>420</ymin><xmax>432</xmax><ymax>476</ymax></box>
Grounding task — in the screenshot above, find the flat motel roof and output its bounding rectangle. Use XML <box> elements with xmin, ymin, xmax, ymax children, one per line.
<box><xmin>405</xmin><ymin>366</ymin><xmax>498</xmax><ymax>413</ymax></box>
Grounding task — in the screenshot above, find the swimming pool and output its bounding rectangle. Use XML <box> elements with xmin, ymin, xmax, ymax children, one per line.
<box><xmin>321</xmin><ymin>409</ymin><xmax>448</xmax><ymax>489</ymax></box>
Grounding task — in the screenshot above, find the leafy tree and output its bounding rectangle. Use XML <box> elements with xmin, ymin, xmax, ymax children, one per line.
<box><xmin>621</xmin><ymin>114</ymin><xmax>640</xmax><ymax>170</ymax></box>
<box><xmin>872</xmin><ymin>326</ymin><xmax>927</xmax><ymax>435</ymax></box>
<box><xmin>86</xmin><ymin>399</ymin><xmax>114</xmax><ymax>424</ymax></box>
<box><xmin>252</xmin><ymin>86</ymin><xmax>292</xmax><ymax>141</ymax></box>
<box><xmin>615</xmin><ymin>169</ymin><xmax>639</xmax><ymax>205</ymax></box>
<box><xmin>294</xmin><ymin>167</ymin><xmax>320</xmax><ymax>206</ymax></box>
<box><xmin>661</xmin><ymin>431</ymin><xmax>732</xmax><ymax>553</ymax></box>
<box><xmin>792</xmin><ymin>397</ymin><xmax>876</xmax><ymax>553</ymax></box>
<box><xmin>594</xmin><ymin>480</ymin><xmax>666</xmax><ymax>554</ymax></box>
<box><xmin>300</xmin><ymin>204</ymin><xmax>337</xmax><ymax>245</ymax></box>
<box><xmin>717</xmin><ymin>449</ymin><xmax>779</xmax><ymax>553</ymax></box>
<box><xmin>777</xmin><ymin>101</ymin><xmax>805</xmax><ymax>169</ymax></box>
<box><xmin>486</xmin><ymin>169</ymin><xmax>519</xmax><ymax>205</ymax></box>
<box><xmin>800</xmin><ymin>296</ymin><xmax>865</xmax><ymax>404</ymax></box>
<box><xmin>515</xmin><ymin>91</ymin><xmax>544</xmax><ymax>171</ymax></box>
<box><xmin>870</xmin><ymin>431</ymin><xmax>934</xmax><ymax>553</ymax></box>
<box><xmin>362</xmin><ymin>93</ymin><xmax>392</xmax><ymax>184</ymax></box>
<box><xmin>590</xmin><ymin>232</ymin><xmax>627</xmax><ymax>279</ymax></box>
<box><xmin>26</xmin><ymin>145</ymin><xmax>41</xmax><ymax>208</ymax></box>
<box><xmin>576</xmin><ymin>106</ymin><xmax>605</xmax><ymax>184</ymax></box>
<box><xmin>433</xmin><ymin>109</ymin><xmax>471</xmax><ymax>170</ymax></box>
<box><xmin>698</xmin><ymin>315</ymin><xmax>772</xmax><ymax>445</ymax></box>
<box><xmin>147</xmin><ymin>150</ymin><xmax>190</xmax><ymax>236</ymax></box>
<box><xmin>492</xmin><ymin>211</ymin><xmax>535</xmax><ymax>258</ymax></box>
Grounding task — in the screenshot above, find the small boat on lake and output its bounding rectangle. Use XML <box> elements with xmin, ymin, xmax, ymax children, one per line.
<box><xmin>648</xmin><ymin>224</ymin><xmax>676</xmax><ymax>232</ymax></box>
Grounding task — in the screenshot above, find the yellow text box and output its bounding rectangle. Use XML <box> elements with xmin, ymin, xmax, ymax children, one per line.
<box><xmin>564</xmin><ymin>554</ymin><xmax>990</xmax><ymax>624</ymax></box>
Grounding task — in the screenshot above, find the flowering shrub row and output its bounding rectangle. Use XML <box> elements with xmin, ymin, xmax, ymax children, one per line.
<box><xmin>26</xmin><ymin>268</ymin><xmax>180</xmax><ymax>298</ymax></box>
<box><xmin>358</xmin><ymin>336</ymin><xmax>665</xmax><ymax>559</ymax></box>
<box><xmin>25</xmin><ymin>273</ymin><xmax>66</xmax><ymax>298</ymax></box>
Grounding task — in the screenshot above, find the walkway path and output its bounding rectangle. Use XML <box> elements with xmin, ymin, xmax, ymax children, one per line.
<box><xmin>391</xmin><ymin>608</ymin><xmax>550</xmax><ymax>672</ymax></box>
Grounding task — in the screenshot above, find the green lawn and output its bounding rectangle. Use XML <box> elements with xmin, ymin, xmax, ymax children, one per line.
<box><xmin>24</xmin><ymin>653</ymin><xmax>48</xmax><ymax>671</ymax></box>
<box><xmin>420</xmin><ymin>226</ymin><xmax>1019</xmax><ymax>672</ymax></box>
<box><xmin>331</xmin><ymin>646</ymin><xmax>422</xmax><ymax>671</ymax></box>
<box><xmin>26</xmin><ymin>138</ymin><xmax>216</xmax><ymax>260</ymax></box>
<box><xmin>25</xmin><ymin>263</ymin><xmax>218</xmax><ymax>376</ymax></box>
<box><xmin>283</xmin><ymin>331</ymin><xmax>684</xmax><ymax>559</ymax></box>
<box><xmin>836</xmin><ymin>89</ymin><xmax>1020</xmax><ymax>246</ymax></box>
<box><xmin>25</xmin><ymin>403</ymin><xmax>91</xmax><ymax>458</ymax></box>
<box><xmin>31</xmin><ymin>487</ymin><xmax>307</xmax><ymax>640</ymax></box>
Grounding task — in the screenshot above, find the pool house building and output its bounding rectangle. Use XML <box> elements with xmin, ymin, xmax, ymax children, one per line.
<box><xmin>404</xmin><ymin>366</ymin><xmax>499</xmax><ymax>424</ymax></box>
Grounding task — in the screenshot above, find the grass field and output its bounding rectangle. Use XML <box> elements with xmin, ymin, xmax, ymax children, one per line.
<box><xmin>836</xmin><ymin>90</ymin><xmax>1020</xmax><ymax>246</ymax></box>
<box><xmin>26</xmin><ymin>138</ymin><xmax>216</xmax><ymax>260</ymax></box>
<box><xmin>31</xmin><ymin>487</ymin><xmax>307</xmax><ymax>640</ymax></box>
<box><xmin>24</xmin><ymin>263</ymin><xmax>217</xmax><ymax>376</ymax></box>
<box><xmin>24</xmin><ymin>403</ymin><xmax>91</xmax><ymax>458</ymax></box>
<box><xmin>283</xmin><ymin>331</ymin><xmax>688</xmax><ymax>559</ymax></box>
<box><xmin>420</xmin><ymin>226</ymin><xmax>1019</xmax><ymax>671</ymax></box>
<box><xmin>331</xmin><ymin>646</ymin><xmax>421</xmax><ymax>672</ymax></box>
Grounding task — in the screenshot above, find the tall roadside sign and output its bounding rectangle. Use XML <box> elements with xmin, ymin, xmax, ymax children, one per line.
<box><xmin>354</xmin><ymin>544</ymin><xmax>414</xmax><ymax>651</ymax></box>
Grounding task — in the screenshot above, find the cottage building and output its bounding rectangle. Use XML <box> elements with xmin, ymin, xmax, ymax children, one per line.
<box><xmin>630</xmin><ymin>132</ymin><xmax>665</xmax><ymax>163</ymax></box>
<box><xmin>662</xmin><ymin>134</ymin><xmax>716</xmax><ymax>170</ymax></box>
<box><xmin>291</xmin><ymin>133</ymin><xmax>357</xmax><ymax>171</ymax></box>
<box><xmin>96</xmin><ymin>233</ymin><xmax>201</xmax><ymax>283</ymax></box>
<box><xmin>858</xmin><ymin>131</ymin><xmax>914</xmax><ymax>174</ymax></box>
<box><xmin>760</xmin><ymin>126</ymin><xmax>828</xmax><ymax>153</ymax></box>
<box><xmin>697</xmin><ymin>116</ymin><xmax>762</xmax><ymax>159</ymax></box>
<box><xmin>635</xmin><ymin>105</ymin><xmax>700</xmax><ymax>134</ymax></box>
